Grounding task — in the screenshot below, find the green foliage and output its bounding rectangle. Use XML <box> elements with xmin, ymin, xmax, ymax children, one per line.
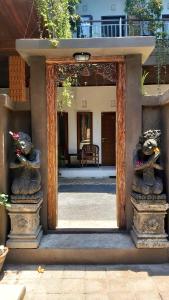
<box><xmin>125</xmin><ymin>0</ymin><xmax>163</xmax><ymax>20</ymax></box>
<box><xmin>35</xmin><ymin>0</ymin><xmax>80</xmax><ymax>40</ymax></box>
<box><xmin>35</xmin><ymin>0</ymin><xmax>80</xmax><ymax>107</ymax></box>
<box><xmin>57</xmin><ymin>77</ymin><xmax>74</xmax><ymax>111</ymax></box>
<box><xmin>125</xmin><ymin>0</ymin><xmax>163</xmax><ymax>36</ymax></box>
<box><xmin>141</xmin><ymin>71</ymin><xmax>149</xmax><ymax>95</ymax></box>
<box><xmin>125</xmin><ymin>0</ymin><xmax>169</xmax><ymax>86</ymax></box>
<box><xmin>0</xmin><ymin>194</ymin><xmax>10</xmax><ymax>208</ymax></box>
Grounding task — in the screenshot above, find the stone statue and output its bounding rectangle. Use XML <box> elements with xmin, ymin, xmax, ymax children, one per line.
<box><xmin>9</xmin><ymin>131</ymin><xmax>41</xmax><ymax>195</ymax></box>
<box><xmin>132</xmin><ymin>129</ymin><xmax>163</xmax><ymax>195</ymax></box>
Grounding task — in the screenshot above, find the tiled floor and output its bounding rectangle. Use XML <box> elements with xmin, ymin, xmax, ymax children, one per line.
<box><xmin>1</xmin><ymin>264</ymin><xmax>169</xmax><ymax>299</ymax></box>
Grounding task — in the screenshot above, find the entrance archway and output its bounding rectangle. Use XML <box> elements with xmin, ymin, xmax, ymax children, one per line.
<box><xmin>46</xmin><ymin>56</ymin><xmax>126</xmax><ymax>230</ymax></box>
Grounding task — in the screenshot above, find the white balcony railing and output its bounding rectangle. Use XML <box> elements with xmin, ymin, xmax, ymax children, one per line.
<box><xmin>75</xmin><ymin>19</ymin><xmax>169</xmax><ymax>38</ymax></box>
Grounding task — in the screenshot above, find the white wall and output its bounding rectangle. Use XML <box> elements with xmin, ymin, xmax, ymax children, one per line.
<box><xmin>58</xmin><ymin>86</ymin><xmax>116</xmax><ymax>163</ymax></box>
<box><xmin>144</xmin><ymin>84</ymin><xmax>169</xmax><ymax>95</ymax></box>
<box><xmin>77</xmin><ymin>0</ymin><xmax>169</xmax><ymax>19</ymax></box>
<box><xmin>162</xmin><ymin>0</ymin><xmax>169</xmax><ymax>14</ymax></box>
<box><xmin>77</xmin><ymin>0</ymin><xmax>126</xmax><ymax>19</ymax></box>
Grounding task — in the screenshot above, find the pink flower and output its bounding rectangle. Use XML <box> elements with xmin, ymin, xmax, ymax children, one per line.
<box><xmin>136</xmin><ymin>160</ymin><xmax>143</xmax><ymax>167</ymax></box>
<box><xmin>9</xmin><ymin>131</ymin><xmax>20</xmax><ymax>141</ymax></box>
<box><xmin>16</xmin><ymin>149</ymin><xmax>22</xmax><ymax>156</ymax></box>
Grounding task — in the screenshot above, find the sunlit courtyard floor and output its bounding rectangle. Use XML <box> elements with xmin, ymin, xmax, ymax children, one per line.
<box><xmin>58</xmin><ymin>178</ymin><xmax>117</xmax><ymax>229</ymax></box>
<box><xmin>3</xmin><ymin>263</ymin><xmax>169</xmax><ymax>300</ymax></box>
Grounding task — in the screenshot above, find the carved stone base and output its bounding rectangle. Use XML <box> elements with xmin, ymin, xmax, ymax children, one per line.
<box><xmin>7</xmin><ymin>198</ymin><xmax>43</xmax><ymax>249</ymax></box>
<box><xmin>11</xmin><ymin>191</ymin><xmax>43</xmax><ymax>204</ymax></box>
<box><xmin>131</xmin><ymin>193</ymin><xmax>169</xmax><ymax>248</ymax></box>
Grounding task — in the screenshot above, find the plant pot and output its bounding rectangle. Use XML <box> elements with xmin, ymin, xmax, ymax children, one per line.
<box><xmin>0</xmin><ymin>247</ymin><xmax>8</xmax><ymax>272</ymax></box>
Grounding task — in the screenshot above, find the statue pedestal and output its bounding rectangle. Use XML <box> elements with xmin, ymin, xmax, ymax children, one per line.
<box><xmin>131</xmin><ymin>193</ymin><xmax>169</xmax><ymax>248</ymax></box>
<box><xmin>7</xmin><ymin>195</ymin><xmax>43</xmax><ymax>249</ymax></box>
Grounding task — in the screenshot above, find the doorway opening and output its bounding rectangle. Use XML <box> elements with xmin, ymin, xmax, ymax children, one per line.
<box><xmin>56</xmin><ymin>62</ymin><xmax>117</xmax><ymax>229</ymax></box>
<box><xmin>46</xmin><ymin>56</ymin><xmax>126</xmax><ymax>230</ymax></box>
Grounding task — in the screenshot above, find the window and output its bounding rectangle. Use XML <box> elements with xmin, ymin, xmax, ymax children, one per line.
<box><xmin>77</xmin><ymin>15</ymin><xmax>93</xmax><ymax>38</ymax></box>
<box><xmin>101</xmin><ymin>16</ymin><xmax>126</xmax><ymax>37</ymax></box>
<box><xmin>77</xmin><ymin>112</ymin><xmax>92</xmax><ymax>150</ymax></box>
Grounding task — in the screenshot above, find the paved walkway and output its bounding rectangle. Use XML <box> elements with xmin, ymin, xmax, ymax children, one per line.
<box><xmin>58</xmin><ymin>178</ymin><xmax>117</xmax><ymax>228</ymax></box>
<box><xmin>1</xmin><ymin>264</ymin><xmax>169</xmax><ymax>299</ymax></box>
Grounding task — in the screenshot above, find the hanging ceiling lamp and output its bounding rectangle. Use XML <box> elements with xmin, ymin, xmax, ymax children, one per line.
<box><xmin>73</xmin><ymin>52</ymin><xmax>91</xmax><ymax>62</ymax></box>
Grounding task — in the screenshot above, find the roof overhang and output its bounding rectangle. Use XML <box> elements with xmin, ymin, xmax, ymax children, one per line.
<box><xmin>16</xmin><ymin>37</ymin><xmax>155</xmax><ymax>64</ymax></box>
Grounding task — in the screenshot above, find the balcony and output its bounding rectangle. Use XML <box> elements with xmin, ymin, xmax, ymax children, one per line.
<box><xmin>75</xmin><ymin>18</ymin><xmax>169</xmax><ymax>38</ymax></box>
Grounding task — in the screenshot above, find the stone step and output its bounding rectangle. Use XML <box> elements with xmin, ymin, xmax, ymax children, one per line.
<box><xmin>6</xmin><ymin>233</ymin><xmax>169</xmax><ymax>264</ymax></box>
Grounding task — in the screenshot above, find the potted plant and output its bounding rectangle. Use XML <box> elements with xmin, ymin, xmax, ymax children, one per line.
<box><xmin>0</xmin><ymin>193</ymin><xmax>10</xmax><ymax>272</ymax></box>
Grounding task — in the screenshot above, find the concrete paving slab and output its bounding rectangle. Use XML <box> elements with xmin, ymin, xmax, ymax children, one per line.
<box><xmin>0</xmin><ymin>284</ymin><xmax>26</xmax><ymax>300</ymax></box>
<box><xmin>58</xmin><ymin>183</ymin><xmax>117</xmax><ymax>229</ymax></box>
<box><xmin>2</xmin><ymin>264</ymin><xmax>169</xmax><ymax>300</ymax></box>
<box><xmin>135</xmin><ymin>292</ymin><xmax>161</xmax><ymax>300</ymax></box>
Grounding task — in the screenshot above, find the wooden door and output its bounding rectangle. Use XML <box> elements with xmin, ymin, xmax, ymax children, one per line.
<box><xmin>57</xmin><ymin>112</ymin><xmax>68</xmax><ymax>161</ymax></box>
<box><xmin>101</xmin><ymin>112</ymin><xmax>116</xmax><ymax>166</ymax></box>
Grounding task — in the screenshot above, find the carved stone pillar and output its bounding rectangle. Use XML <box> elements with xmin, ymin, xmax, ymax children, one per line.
<box><xmin>6</xmin><ymin>197</ymin><xmax>43</xmax><ymax>249</ymax></box>
<box><xmin>131</xmin><ymin>193</ymin><xmax>169</xmax><ymax>248</ymax></box>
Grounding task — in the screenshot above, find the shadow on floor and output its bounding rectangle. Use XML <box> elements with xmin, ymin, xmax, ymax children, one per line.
<box><xmin>59</xmin><ymin>184</ymin><xmax>116</xmax><ymax>194</ymax></box>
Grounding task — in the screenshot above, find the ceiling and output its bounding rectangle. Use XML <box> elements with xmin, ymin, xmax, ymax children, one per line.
<box><xmin>0</xmin><ymin>0</ymin><xmax>39</xmax><ymax>41</ymax></box>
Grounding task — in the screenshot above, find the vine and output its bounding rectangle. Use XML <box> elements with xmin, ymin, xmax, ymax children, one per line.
<box><xmin>125</xmin><ymin>0</ymin><xmax>169</xmax><ymax>87</ymax></box>
<box><xmin>57</xmin><ymin>77</ymin><xmax>74</xmax><ymax>111</ymax></box>
<box><xmin>35</xmin><ymin>0</ymin><xmax>80</xmax><ymax>107</ymax></box>
<box><xmin>35</xmin><ymin>0</ymin><xmax>80</xmax><ymax>44</ymax></box>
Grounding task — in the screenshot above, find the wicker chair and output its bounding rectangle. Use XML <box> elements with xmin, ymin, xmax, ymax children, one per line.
<box><xmin>81</xmin><ymin>144</ymin><xmax>99</xmax><ymax>167</ymax></box>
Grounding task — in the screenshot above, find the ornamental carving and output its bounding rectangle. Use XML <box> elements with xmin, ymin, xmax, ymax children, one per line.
<box><xmin>15</xmin><ymin>215</ymin><xmax>28</xmax><ymax>228</ymax></box>
<box><xmin>56</xmin><ymin>63</ymin><xmax>116</xmax><ymax>86</ymax></box>
<box><xmin>142</xmin><ymin>218</ymin><xmax>160</xmax><ymax>232</ymax></box>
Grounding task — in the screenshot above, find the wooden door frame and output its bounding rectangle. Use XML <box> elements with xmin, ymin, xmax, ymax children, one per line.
<box><xmin>46</xmin><ymin>56</ymin><xmax>126</xmax><ymax>230</ymax></box>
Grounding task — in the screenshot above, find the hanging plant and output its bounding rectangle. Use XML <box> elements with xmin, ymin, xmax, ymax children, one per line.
<box><xmin>57</xmin><ymin>77</ymin><xmax>74</xmax><ymax>111</ymax></box>
<box><xmin>35</xmin><ymin>0</ymin><xmax>81</xmax><ymax>106</ymax></box>
<box><xmin>35</xmin><ymin>0</ymin><xmax>81</xmax><ymax>45</ymax></box>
